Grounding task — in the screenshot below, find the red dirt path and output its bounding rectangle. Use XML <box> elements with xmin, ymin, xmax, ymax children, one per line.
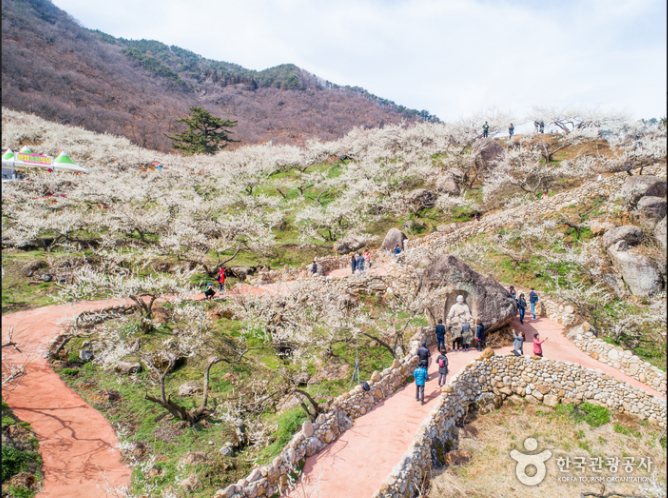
<box><xmin>2</xmin><ymin>264</ymin><xmax>663</xmax><ymax>498</ymax></box>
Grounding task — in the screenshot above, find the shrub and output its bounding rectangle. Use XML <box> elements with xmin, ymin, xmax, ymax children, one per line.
<box><xmin>61</xmin><ymin>368</ymin><xmax>79</xmax><ymax>376</ymax></box>
<box><xmin>1</xmin><ymin>446</ymin><xmax>40</xmax><ymax>482</ymax></box>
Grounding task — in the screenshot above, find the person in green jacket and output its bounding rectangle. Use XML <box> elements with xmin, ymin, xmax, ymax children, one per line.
<box><xmin>414</xmin><ymin>363</ymin><xmax>428</xmax><ymax>403</ymax></box>
<box><xmin>482</xmin><ymin>121</ymin><xmax>490</xmax><ymax>138</ymax></box>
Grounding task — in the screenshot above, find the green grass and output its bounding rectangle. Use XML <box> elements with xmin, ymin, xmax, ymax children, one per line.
<box><xmin>613</xmin><ymin>423</ymin><xmax>642</xmax><ymax>438</ymax></box>
<box><xmin>553</xmin><ymin>402</ymin><xmax>611</xmax><ymax>428</ymax></box>
<box><xmin>1</xmin><ymin>398</ymin><xmax>42</xmax><ymax>496</ymax></box>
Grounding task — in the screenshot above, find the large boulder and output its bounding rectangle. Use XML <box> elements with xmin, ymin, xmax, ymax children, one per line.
<box><xmin>420</xmin><ymin>255</ymin><xmax>517</xmax><ymax>332</ymax></box>
<box><xmin>472</xmin><ymin>139</ymin><xmax>505</xmax><ymax>170</ymax></box>
<box><xmin>655</xmin><ymin>217</ymin><xmax>667</xmax><ymax>252</ymax></box>
<box><xmin>435</xmin><ymin>175</ymin><xmax>460</xmax><ymax>196</ymax></box>
<box><xmin>620</xmin><ymin>176</ymin><xmax>666</xmax><ymax>205</ymax></box>
<box><xmin>227</xmin><ymin>266</ymin><xmax>257</xmax><ymax>281</ymax></box>
<box><xmin>607</xmin><ymin>241</ymin><xmax>663</xmax><ymax>296</ymax></box>
<box><xmin>601</xmin><ymin>226</ymin><xmax>643</xmax><ymax>249</ymax></box>
<box><xmin>637</xmin><ymin>196</ymin><xmax>667</xmax><ymax>223</ymax></box>
<box><xmin>333</xmin><ymin>235</ymin><xmax>367</xmax><ymax>255</ymax></box>
<box><xmin>408</xmin><ymin>189</ymin><xmax>436</xmax><ymax>211</ymax></box>
<box><xmin>380</xmin><ymin>228</ymin><xmax>408</xmax><ymax>252</ymax></box>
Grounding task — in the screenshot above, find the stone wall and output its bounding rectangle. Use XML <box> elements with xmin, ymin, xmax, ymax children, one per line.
<box><xmin>516</xmin><ymin>288</ymin><xmax>668</xmax><ymax>396</ymax></box>
<box><xmin>371</xmin><ymin>354</ymin><xmax>667</xmax><ymax>498</ymax></box>
<box><xmin>214</xmin><ymin>326</ymin><xmax>437</xmax><ymax>498</ymax></box>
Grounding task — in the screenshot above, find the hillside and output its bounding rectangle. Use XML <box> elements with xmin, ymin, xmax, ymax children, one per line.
<box><xmin>1</xmin><ymin>0</ymin><xmax>436</xmax><ymax>152</ymax></box>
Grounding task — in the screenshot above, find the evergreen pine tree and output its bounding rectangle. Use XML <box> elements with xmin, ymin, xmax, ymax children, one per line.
<box><xmin>165</xmin><ymin>107</ymin><xmax>238</xmax><ymax>155</ymax></box>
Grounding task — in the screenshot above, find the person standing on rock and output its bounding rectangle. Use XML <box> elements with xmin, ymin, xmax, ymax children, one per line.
<box><xmin>482</xmin><ymin>121</ymin><xmax>490</xmax><ymax>138</ymax></box>
<box><xmin>509</xmin><ymin>123</ymin><xmax>515</xmax><ymax>139</ymax></box>
<box><xmin>539</xmin><ymin>121</ymin><xmax>545</xmax><ymax>133</ymax></box>
<box><xmin>529</xmin><ymin>288</ymin><xmax>539</xmax><ymax>320</ymax></box>
<box><xmin>217</xmin><ymin>267</ymin><xmax>226</xmax><ymax>292</ymax></box>
<box><xmin>436</xmin><ymin>349</ymin><xmax>448</xmax><ymax>387</ymax></box>
<box><xmin>417</xmin><ymin>340</ymin><xmax>431</xmax><ymax>371</ymax></box>
<box><xmin>534</xmin><ymin>120</ymin><xmax>540</xmax><ymax>133</ymax></box>
<box><xmin>351</xmin><ymin>253</ymin><xmax>357</xmax><ymax>274</ymax></box>
<box><xmin>517</xmin><ymin>293</ymin><xmax>527</xmax><ymax>324</ymax></box>
<box><xmin>414</xmin><ymin>362</ymin><xmax>428</xmax><ymax>404</ymax></box>
<box><xmin>475</xmin><ymin>319</ymin><xmax>485</xmax><ymax>352</ymax></box>
<box><xmin>435</xmin><ymin>319</ymin><xmax>446</xmax><ymax>352</ymax></box>
<box><xmin>533</xmin><ymin>333</ymin><xmax>547</xmax><ymax>357</ymax></box>
<box><xmin>512</xmin><ymin>329</ymin><xmax>525</xmax><ymax>356</ymax></box>
<box><xmin>356</xmin><ymin>253</ymin><xmax>365</xmax><ymax>274</ymax></box>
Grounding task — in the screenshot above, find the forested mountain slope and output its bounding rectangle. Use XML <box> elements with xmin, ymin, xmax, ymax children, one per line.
<box><xmin>1</xmin><ymin>0</ymin><xmax>436</xmax><ymax>151</ymax></box>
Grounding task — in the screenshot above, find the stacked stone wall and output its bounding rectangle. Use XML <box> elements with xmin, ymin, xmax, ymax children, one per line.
<box><xmin>371</xmin><ymin>355</ymin><xmax>667</xmax><ymax>498</ymax></box>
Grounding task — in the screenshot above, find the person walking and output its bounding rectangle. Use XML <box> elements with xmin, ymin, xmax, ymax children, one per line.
<box><xmin>517</xmin><ymin>293</ymin><xmax>527</xmax><ymax>324</ymax></box>
<box><xmin>417</xmin><ymin>340</ymin><xmax>431</xmax><ymax>371</ymax></box>
<box><xmin>529</xmin><ymin>288</ymin><xmax>539</xmax><ymax>320</ymax></box>
<box><xmin>509</xmin><ymin>123</ymin><xmax>515</xmax><ymax>139</ymax></box>
<box><xmin>435</xmin><ymin>319</ymin><xmax>446</xmax><ymax>352</ymax></box>
<box><xmin>364</xmin><ymin>249</ymin><xmax>372</xmax><ymax>268</ymax></box>
<box><xmin>533</xmin><ymin>333</ymin><xmax>547</xmax><ymax>357</ymax></box>
<box><xmin>356</xmin><ymin>253</ymin><xmax>365</xmax><ymax>274</ymax></box>
<box><xmin>436</xmin><ymin>350</ymin><xmax>449</xmax><ymax>387</ymax></box>
<box><xmin>539</xmin><ymin>121</ymin><xmax>545</xmax><ymax>133</ymax></box>
<box><xmin>451</xmin><ymin>325</ymin><xmax>462</xmax><ymax>351</ymax></box>
<box><xmin>461</xmin><ymin>322</ymin><xmax>472</xmax><ymax>351</ymax></box>
<box><xmin>512</xmin><ymin>329</ymin><xmax>525</xmax><ymax>356</ymax></box>
<box><xmin>217</xmin><ymin>267</ymin><xmax>226</xmax><ymax>292</ymax></box>
<box><xmin>475</xmin><ymin>319</ymin><xmax>485</xmax><ymax>352</ymax></box>
<box><xmin>482</xmin><ymin>121</ymin><xmax>490</xmax><ymax>138</ymax></box>
<box><xmin>351</xmin><ymin>253</ymin><xmax>357</xmax><ymax>274</ymax></box>
<box><xmin>414</xmin><ymin>362</ymin><xmax>428</xmax><ymax>404</ymax></box>
<box><xmin>204</xmin><ymin>283</ymin><xmax>216</xmax><ymax>300</ymax></box>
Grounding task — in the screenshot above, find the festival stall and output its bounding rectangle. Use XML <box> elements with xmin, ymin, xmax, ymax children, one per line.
<box><xmin>2</xmin><ymin>148</ymin><xmax>88</xmax><ymax>181</ymax></box>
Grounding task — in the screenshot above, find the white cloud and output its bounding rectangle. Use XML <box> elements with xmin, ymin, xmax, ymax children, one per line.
<box><xmin>54</xmin><ymin>0</ymin><xmax>667</xmax><ymax>120</ymax></box>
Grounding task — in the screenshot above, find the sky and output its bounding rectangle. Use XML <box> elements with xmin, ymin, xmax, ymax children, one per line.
<box><xmin>52</xmin><ymin>0</ymin><xmax>667</xmax><ymax>122</ymax></box>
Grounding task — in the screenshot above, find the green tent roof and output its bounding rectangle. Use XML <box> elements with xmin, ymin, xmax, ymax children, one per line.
<box><xmin>54</xmin><ymin>151</ymin><xmax>77</xmax><ymax>165</ymax></box>
<box><xmin>19</xmin><ymin>145</ymin><xmax>33</xmax><ymax>153</ymax></box>
<box><xmin>2</xmin><ymin>148</ymin><xmax>14</xmax><ymax>161</ymax></box>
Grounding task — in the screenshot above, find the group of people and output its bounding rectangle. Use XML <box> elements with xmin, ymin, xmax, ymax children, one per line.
<box><xmin>534</xmin><ymin>120</ymin><xmax>545</xmax><ymax>133</ymax></box>
<box><xmin>204</xmin><ymin>267</ymin><xmax>227</xmax><ymax>300</ymax></box>
<box><xmin>508</xmin><ymin>285</ymin><xmax>547</xmax><ymax>356</ymax></box>
<box><xmin>351</xmin><ymin>250</ymin><xmax>372</xmax><ymax>274</ymax></box>
<box><xmin>413</xmin><ymin>340</ymin><xmax>449</xmax><ymax>404</ymax></box>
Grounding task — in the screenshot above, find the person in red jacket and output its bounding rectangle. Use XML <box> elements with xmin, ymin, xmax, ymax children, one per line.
<box><xmin>218</xmin><ymin>267</ymin><xmax>226</xmax><ymax>292</ymax></box>
<box><xmin>533</xmin><ymin>333</ymin><xmax>548</xmax><ymax>357</ymax></box>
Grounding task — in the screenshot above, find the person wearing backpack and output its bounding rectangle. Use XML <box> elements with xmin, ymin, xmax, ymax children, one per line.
<box><xmin>413</xmin><ymin>362</ymin><xmax>428</xmax><ymax>403</ymax></box>
<box><xmin>435</xmin><ymin>319</ymin><xmax>446</xmax><ymax>352</ymax></box>
<box><xmin>475</xmin><ymin>319</ymin><xmax>485</xmax><ymax>351</ymax></box>
<box><xmin>436</xmin><ymin>350</ymin><xmax>449</xmax><ymax>387</ymax></box>
<box><xmin>517</xmin><ymin>293</ymin><xmax>527</xmax><ymax>324</ymax></box>
<box><xmin>461</xmin><ymin>322</ymin><xmax>472</xmax><ymax>351</ymax></box>
<box><xmin>417</xmin><ymin>340</ymin><xmax>431</xmax><ymax>370</ymax></box>
<box><xmin>529</xmin><ymin>288</ymin><xmax>539</xmax><ymax>320</ymax></box>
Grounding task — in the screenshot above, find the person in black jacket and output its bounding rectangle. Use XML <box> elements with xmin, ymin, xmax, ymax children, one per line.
<box><xmin>436</xmin><ymin>349</ymin><xmax>448</xmax><ymax>387</ymax></box>
<box><xmin>475</xmin><ymin>319</ymin><xmax>485</xmax><ymax>351</ymax></box>
<box><xmin>518</xmin><ymin>294</ymin><xmax>527</xmax><ymax>324</ymax></box>
<box><xmin>417</xmin><ymin>340</ymin><xmax>431</xmax><ymax>372</ymax></box>
<box><xmin>350</xmin><ymin>254</ymin><xmax>357</xmax><ymax>274</ymax></box>
<box><xmin>435</xmin><ymin>319</ymin><xmax>446</xmax><ymax>352</ymax></box>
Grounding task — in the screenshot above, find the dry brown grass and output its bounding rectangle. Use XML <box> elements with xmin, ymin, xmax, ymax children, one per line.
<box><xmin>428</xmin><ymin>399</ymin><xmax>666</xmax><ymax>498</ymax></box>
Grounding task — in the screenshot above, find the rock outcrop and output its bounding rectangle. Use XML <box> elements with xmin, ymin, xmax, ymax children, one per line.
<box><xmin>637</xmin><ymin>196</ymin><xmax>667</xmax><ymax>227</ymax></box>
<box><xmin>607</xmin><ymin>240</ymin><xmax>663</xmax><ymax>296</ymax></box>
<box><xmin>601</xmin><ymin>225</ymin><xmax>643</xmax><ymax>249</ymax></box>
<box><xmin>407</xmin><ymin>189</ymin><xmax>436</xmax><ymax>211</ymax></box>
<box><xmin>380</xmin><ymin>228</ymin><xmax>408</xmax><ymax>252</ymax></box>
<box><xmin>620</xmin><ymin>175</ymin><xmax>666</xmax><ymax>205</ymax></box>
<box><xmin>472</xmin><ymin>138</ymin><xmax>505</xmax><ymax>170</ymax></box>
<box><xmin>333</xmin><ymin>235</ymin><xmax>367</xmax><ymax>255</ymax></box>
<box><xmin>420</xmin><ymin>255</ymin><xmax>517</xmax><ymax>332</ymax></box>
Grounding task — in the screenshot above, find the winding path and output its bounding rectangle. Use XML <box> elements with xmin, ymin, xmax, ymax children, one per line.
<box><xmin>2</xmin><ymin>262</ymin><xmax>663</xmax><ymax>498</ymax></box>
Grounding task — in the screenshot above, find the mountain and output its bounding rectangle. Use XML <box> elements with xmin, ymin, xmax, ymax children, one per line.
<box><xmin>1</xmin><ymin>0</ymin><xmax>438</xmax><ymax>151</ymax></box>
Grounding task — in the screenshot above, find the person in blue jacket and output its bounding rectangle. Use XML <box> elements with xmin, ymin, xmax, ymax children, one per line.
<box><xmin>529</xmin><ymin>288</ymin><xmax>539</xmax><ymax>320</ymax></box>
<box><xmin>435</xmin><ymin>319</ymin><xmax>446</xmax><ymax>352</ymax></box>
<box><xmin>356</xmin><ymin>253</ymin><xmax>365</xmax><ymax>274</ymax></box>
<box><xmin>394</xmin><ymin>245</ymin><xmax>402</xmax><ymax>256</ymax></box>
<box><xmin>414</xmin><ymin>362</ymin><xmax>428</xmax><ymax>404</ymax></box>
<box><xmin>518</xmin><ymin>293</ymin><xmax>527</xmax><ymax>324</ymax></box>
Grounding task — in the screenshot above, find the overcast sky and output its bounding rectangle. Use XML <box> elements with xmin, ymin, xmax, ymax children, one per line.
<box><xmin>52</xmin><ymin>0</ymin><xmax>666</xmax><ymax>122</ymax></box>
